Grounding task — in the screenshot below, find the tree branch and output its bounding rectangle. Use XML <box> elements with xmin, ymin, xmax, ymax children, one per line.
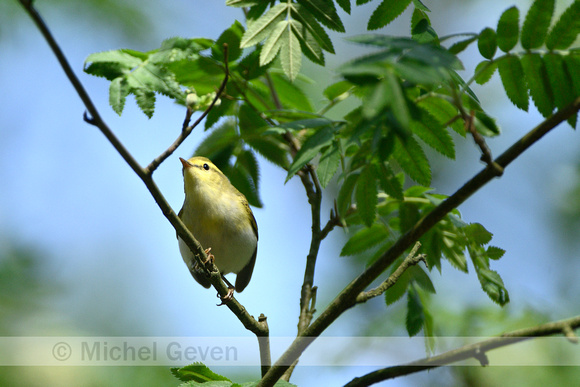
<box><xmin>259</xmin><ymin>97</ymin><xmax>580</xmax><ymax>386</ymax></box>
<box><xmin>344</xmin><ymin>314</ymin><xmax>580</xmax><ymax>387</ymax></box>
<box><xmin>356</xmin><ymin>242</ymin><xmax>425</xmax><ymax>304</ymax></box>
<box><xmin>17</xmin><ymin>0</ymin><xmax>270</xmax><ymax>373</ymax></box>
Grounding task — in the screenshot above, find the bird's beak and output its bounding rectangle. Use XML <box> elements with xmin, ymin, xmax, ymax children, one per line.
<box><xmin>179</xmin><ymin>157</ymin><xmax>192</xmax><ymax>169</ymax></box>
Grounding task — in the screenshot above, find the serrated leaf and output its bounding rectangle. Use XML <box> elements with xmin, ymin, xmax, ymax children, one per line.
<box><xmin>240</xmin><ymin>3</ymin><xmax>288</xmax><ymax>48</ymax></box>
<box><xmin>406</xmin><ymin>287</ymin><xmax>424</xmax><ymax>337</ymax></box>
<box><xmin>226</xmin><ymin>0</ymin><xmax>258</xmax><ymax>6</ymax></box>
<box><xmin>486</xmin><ymin>246</ymin><xmax>506</xmax><ymax>260</ymax></box>
<box><xmin>291</xmin><ymin>4</ymin><xmax>335</xmax><ymax>53</ymax></box>
<box><xmin>546</xmin><ymin>0</ymin><xmax>580</xmax><ymax>50</ymax></box>
<box><xmin>544</xmin><ymin>53</ymin><xmax>577</xmax><ymax>127</ymax></box>
<box><xmin>368</xmin><ymin>0</ymin><xmax>412</xmax><ymax>30</ymax></box>
<box><xmin>410</xmin><ymin>110</ymin><xmax>455</xmax><ymax>159</ymax></box>
<box><xmin>171</xmin><ymin>363</ymin><xmax>231</xmax><ymax>382</ymax></box>
<box><xmin>270</xmin><ymin>73</ymin><xmax>314</xmax><ymax>112</ymax></box>
<box><xmin>341</xmin><ymin>223</ymin><xmax>390</xmax><ymax>256</ymax></box>
<box><xmin>474</xmin><ymin>111</ymin><xmax>501</xmax><ymax>137</ymax></box>
<box><xmin>474</xmin><ymin>60</ymin><xmax>497</xmax><ymax>85</ymax></box>
<box><xmin>286</xmin><ymin>124</ymin><xmax>336</xmax><ymax>181</ymax></box>
<box><xmin>476</xmin><ymin>268</ymin><xmax>510</xmax><ymax>306</ymax></box>
<box><xmin>212</xmin><ymin>21</ymin><xmax>244</xmax><ymax>62</ymax></box>
<box><xmin>109</xmin><ymin>78</ymin><xmax>127</xmax><ymax>115</ymax></box>
<box><xmin>297</xmin><ymin>0</ymin><xmax>345</xmax><ymax>32</ymax></box>
<box><xmin>521</xmin><ymin>0</ymin><xmax>554</xmax><ymax>49</ymax></box>
<box><xmin>410</xmin><ymin>9</ymin><xmax>438</xmax><ymax>45</ymax></box>
<box><xmin>195</xmin><ymin>120</ymin><xmax>239</xmax><ymax>161</ymax></box>
<box><xmin>442</xmin><ymin>237</ymin><xmax>468</xmax><ymax>272</ymax></box>
<box><xmin>239</xmin><ymin>103</ymin><xmax>268</xmax><ymax>137</ymax></box>
<box><xmin>449</xmin><ymin>35</ymin><xmax>478</xmax><ymax>55</ymax></box>
<box><xmin>237</xmin><ymin>149</ymin><xmax>260</xmax><ymax>189</ymax></box>
<box><xmin>317</xmin><ymin>145</ymin><xmax>340</xmax><ymax>188</ymax></box>
<box><xmin>280</xmin><ymin>26</ymin><xmax>302</xmax><ymax>81</ymax></box>
<box><xmin>338</xmin><ymin>172</ymin><xmax>360</xmax><ymax>217</ymax></box>
<box><xmin>356</xmin><ymin>164</ymin><xmax>378</xmax><ymax>227</ymax></box>
<box><xmin>417</xmin><ymin>97</ymin><xmax>463</xmax><ymax>135</ymax></box>
<box><xmin>290</xmin><ymin>19</ymin><xmax>325</xmax><ymax>65</ymax></box>
<box><xmin>392</xmin><ymin>135</ymin><xmax>431</xmax><ymax>186</ymax></box>
<box><xmin>521</xmin><ymin>53</ymin><xmax>554</xmax><ymax>117</ymax></box>
<box><xmin>563</xmin><ymin>55</ymin><xmax>580</xmax><ymax>96</ymax></box>
<box><xmin>134</xmin><ymin>89</ymin><xmax>155</xmax><ymax>118</ymax></box>
<box><xmin>260</xmin><ymin>20</ymin><xmax>288</xmax><ymax>66</ymax></box>
<box><xmin>477</xmin><ymin>28</ymin><xmax>497</xmax><ymax>60</ymax></box>
<box><xmin>399</xmin><ymin>202</ymin><xmax>420</xmax><ymax>234</ymax></box>
<box><xmin>336</xmin><ymin>0</ymin><xmax>351</xmax><ymax>14</ymax></box>
<box><xmin>247</xmin><ymin>137</ymin><xmax>291</xmax><ymax>169</ymax></box>
<box><xmin>498</xmin><ymin>55</ymin><xmax>529</xmax><ymax>111</ymax></box>
<box><xmin>377</xmin><ymin>163</ymin><xmax>404</xmax><ymax>200</ymax></box>
<box><xmin>496</xmin><ymin>6</ymin><xmax>520</xmax><ymax>52</ymax></box>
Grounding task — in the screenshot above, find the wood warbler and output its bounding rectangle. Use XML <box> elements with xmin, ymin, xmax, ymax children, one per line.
<box><xmin>178</xmin><ymin>156</ymin><xmax>258</xmax><ymax>299</ymax></box>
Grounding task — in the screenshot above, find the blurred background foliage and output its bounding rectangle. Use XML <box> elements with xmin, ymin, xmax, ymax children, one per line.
<box><xmin>1</xmin><ymin>0</ymin><xmax>579</xmax><ymax>386</ymax></box>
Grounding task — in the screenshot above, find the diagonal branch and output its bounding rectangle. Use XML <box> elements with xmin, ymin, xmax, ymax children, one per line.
<box><xmin>259</xmin><ymin>97</ymin><xmax>580</xmax><ymax>386</ymax></box>
<box><xmin>17</xmin><ymin>0</ymin><xmax>270</xmax><ymax>374</ymax></box>
<box><xmin>344</xmin><ymin>314</ymin><xmax>580</xmax><ymax>387</ymax></box>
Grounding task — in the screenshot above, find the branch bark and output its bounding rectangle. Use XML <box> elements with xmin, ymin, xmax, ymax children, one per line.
<box><xmin>17</xmin><ymin>0</ymin><xmax>270</xmax><ymax>375</ymax></box>
<box><xmin>259</xmin><ymin>97</ymin><xmax>580</xmax><ymax>386</ymax></box>
<box><xmin>344</xmin><ymin>314</ymin><xmax>580</xmax><ymax>387</ymax></box>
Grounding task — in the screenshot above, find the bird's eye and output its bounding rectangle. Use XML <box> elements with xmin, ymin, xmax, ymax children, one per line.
<box><xmin>203</xmin><ymin>163</ymin><xmax>210</xmax><ymax>171</ymax></box>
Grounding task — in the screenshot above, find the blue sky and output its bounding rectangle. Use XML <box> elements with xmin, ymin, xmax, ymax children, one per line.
<box><xmin>1</xmin><ymin>0</ymin><xmax>578</xmax><ymax>385</ymax></box>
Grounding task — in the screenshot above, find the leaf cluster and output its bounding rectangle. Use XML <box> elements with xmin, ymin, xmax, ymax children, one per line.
<box><xmin>171</xmin><ymin>362</ymin><xmax>296</xmax><ymax>386</ymax></box>
<box><xmin>450</xmin><ymin>0</ymin><xmax>580</xmax><ymax>127</ymax></box>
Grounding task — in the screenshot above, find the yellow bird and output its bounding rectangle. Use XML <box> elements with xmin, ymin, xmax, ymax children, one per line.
<box><xmin>178</xmin><ymin>156</ymin><xmax>258</xmax><ymax>301</ymax></box>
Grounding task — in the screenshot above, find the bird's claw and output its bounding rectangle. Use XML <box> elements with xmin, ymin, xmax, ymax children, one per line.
<box><xmin>216</xmin><ymin>287</ymin><xmax>235</xmax><ymax>306</ymax></box>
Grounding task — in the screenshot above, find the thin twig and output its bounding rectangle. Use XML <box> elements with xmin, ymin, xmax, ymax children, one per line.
<box><xmin>17</xmin><ymin>0</ymin><xmax>270</xmax><ymax>362</ymax></box>
<box><xmin>145</xmin><ymin>44</ymin><xmax>230</xmax><ymax>175</ymax></box>
<box><xmin>258</xmin><ymin>97</ymin><xmax>580</xmax><ymax>386</ymax></box>
<box><xmin>464</xmin><ymin>109</ymin><xmax>504</xmax><ymax>176</ymax></box>
<box><xmin>356</xmin><ymin>242</ymin><xmax>425</xmax><ymax>304</ymax></box>
<box><xmin>344</xmin><ymin>314</ymin><xmax>580</xmax><ymax>387</ymax></box>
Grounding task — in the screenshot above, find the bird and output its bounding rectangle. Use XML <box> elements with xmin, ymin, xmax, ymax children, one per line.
<box><xmin>178</xmin><ymin>156</ymin><xmax>258</xmax><ymax>302</ymax></box>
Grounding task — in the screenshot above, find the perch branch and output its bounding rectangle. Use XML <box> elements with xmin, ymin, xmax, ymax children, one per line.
<box><xmin>17</xmin><ymin>0</ymin><xmax>270</xmax><ymax>372</ymax></box>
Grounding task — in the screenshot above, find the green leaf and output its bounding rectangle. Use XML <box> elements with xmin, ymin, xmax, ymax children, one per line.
<box><xmin>229</xmin><ymin>161</ymin><xmax>263</xmax><ymax>208</ymax></box>
<box><xmin>496</xmin><ymin>6</ymin><xmax>520</xmax><ymax>52</ymax></box>
<box><xmin>497</xmin><ymin>55</ymin><xmax>529</xmax><ymax>111</ymax></box>
<box><xmin>356</xmin><ymin>164</ymin><xmax>378</xmax><ymax>227</ymax></box>
<box><xmin>486</xmin><ymin>246</ymin><xmax>506</xmax><ymax>260</ymax></box>
<box><xmin>377</xmin><ymin>163</ymin><xmax>404</xmax><ymax>200</ymax></box>
<box><xmin>280</xmin><ymin>26</ymin><xmax>303</xmax><ymax>81</ymax></box>
<box><xmin>289</xmin><ymin>20</ymin><xmax>325</xmax><ymax>66</ymax></box>
<box><xmin>134</xmin><ymin>89</ymin><xmax>155</xmax><ymax>118</ymax></box>
<box><xmin>260</xmin><ymin>20</ymin><xmax>289</xmax><ymax>66</ymax></box>
<box><xmin>411</xmin><ymin>266</ymin><xmax>436</xmax><ymax>294</ymax></box>
<box><xmin>246</xmin><ymin>137</ymin><xmax>291</xmax><ymax>169</ymax></box>
<box><xmin>226</xmin><ymin>0</ymin><xmax>258</xmax><ymax>6</ymax></box>
<box><xmin>392</xmin><ymin>135</ymin><xmax>431</xmax><ymax>186</ymax></box>
<box><xmin>286</xmin><ymin>124</ymin><xmax>336</xmax><ymax>181</ymax></box>
<box><xmin>474</xmin><ymin>111</ymin><xmax>501</xmax><ymax>137</ymax></box>
<box><xmin>297</xmin><ymin>0</ymin><xmax>345</xmax><ymax>32</ymax></box>
<box><xmin>474</xmin><ymin>60</ymin><xmax>497</xmax><ymax>85</ymax></box>
<box><xmin>240</xmin><ymin>3</ymin><xmax>288</xmax><ymax>48</ymax></box>
<box><xmin>442</xmin><ymin>237</ymin><xmax>468</xmax><ymax>272</ymax></box>
<box><xmin>317</xmin><ymin>145</ymin><xmax>341</xmax><ymax>188</ymax></box>
<box><xmin>410</xmin><ymin>110</ymin><xmax>455</xmax><ymax>159</ymax></box>
<box><xmin>464</xmin><ymin>223</ymin><xmax>493</xmax><ymax>245</ymax></box>
<box><xmin>237</xmin><ymin>149</ymin><xmax>260</xmax><ymax>189</ymax></box>
<box><xmin>323</xmin><ymin>80</ymin><xmax>353</xmax><ymax>101</ymax></box>
<box><xmin>418</xmin><ymin>97</ymin><xmax>463</xmax><ymax>135</ymax></box>
<box><xmin>411</xmin><ymin>9</ymin><xmax>438</xmax><ymax>44</ymax></box>
<box><xmin>521</xmin><ymin>53</ymin><xmax>554</xmax><ymax>117</ymax></box>
<box><xmin>448</xmin><ymin>35</ymin><xmax>478</xmax><ymax>55</ymax></box>
<box><xmin>544</xmin><ymin>53</ymin><xmax>577</xmax><ymax>128</ymax></box>
<box><xmin>338</xmin><ymin>172</ymin><xmax>360</xmax><ymax>217</ymax></box>
<box><xmin>367</xmin><ymin>0</ymin><xmax>412</xmax><ymax>30</ymax></box>
<box><xmin>406</xmin><ymin>287</ymin><xmax>424</xmax><ymax>337</ymax></box>
<box><xmin>171</xmin><ymin>363</ymin><xmax>231</xmax><ymax>382</ymax></box>
<box><xmin>109</xmin><ymin>78</ymin><xmax>127</xmax><ymax>115</ymax></box>
<box><xmin>212</xmin><ymin>21</ymin><xmax>244</xmax><ymax>62</ymax></box>
<box><xmin>291</xmin><ymin>4</ymin><xmax>335</xmax><ymax>53</ymax></box>
<box><xmin>195</xmin><ymin>120</ymin><xmax>239</xmax><ymax>161</ymax></box>
<box><xmin>546</xmin><ymin>0</ymin><xmax>580</xmax><ymax>50</ymax></box>
<box><xmin>563</xmin><ymin>55</ymin><xmax>580</xmax><ymax>97</ymax></box>
<box><xmin>521</xmin><ymin>0</ymin><xmax>554</xmax><ymax>49</ymax></box>
<box><xmin>476</xmin><ymin>268</ymin><xmax>510</xmax><ymax>306</ymax></box>
<box><xmin>270</xmin><ymin>72</ymin><xmax>314</xmax><ymax>112</ymax></box>
<box><xmin>477</xmin><ymin>27</ymin><xmax>497</xmax><ymax>60</ymax></box>
<box><xmin>341</xmin><ymin>223</ymin><xmax>390</xmax><ymax>256</ymax></box>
